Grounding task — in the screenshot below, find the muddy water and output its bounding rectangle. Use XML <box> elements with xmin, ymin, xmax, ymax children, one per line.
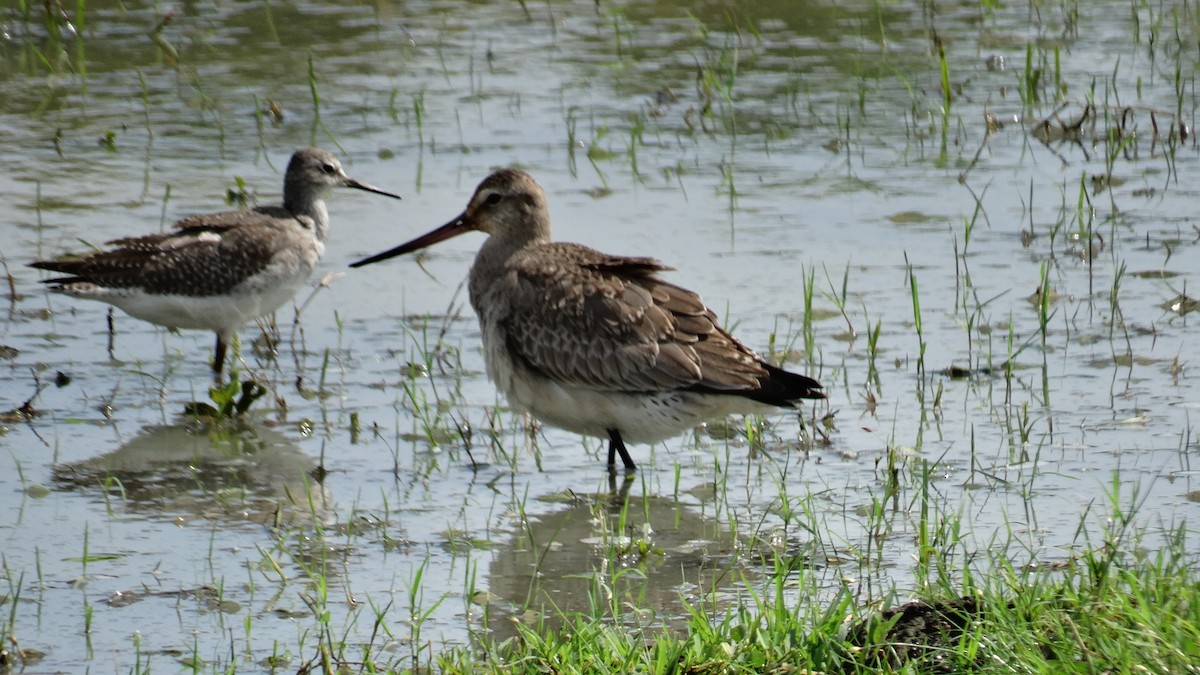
<box><xmin>2</xmin><ymin>0</ymin><xmax>1198</xmax><ymax>670</ymax></box>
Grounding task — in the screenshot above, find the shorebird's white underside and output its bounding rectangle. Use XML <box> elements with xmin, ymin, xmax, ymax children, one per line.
<box><xmin>511</xmin><ymin>376</ymin><xmax>779</xmax><ymax>444</ymax></box>
<box><xmin>54</xmin><ymin>272</ymin><xmax>312</xmax><ymax>338</ymax></box>
<box><xmin>489</xmin><ymin>347</ymin><xmax>781</xmax><ymax>444</ymax></box>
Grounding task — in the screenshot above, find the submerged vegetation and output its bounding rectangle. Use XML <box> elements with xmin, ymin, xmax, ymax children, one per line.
<box><xmin>1</xmin><ymin>0</ymin><xmax>1199</xmax><ymax>672</ymax></box>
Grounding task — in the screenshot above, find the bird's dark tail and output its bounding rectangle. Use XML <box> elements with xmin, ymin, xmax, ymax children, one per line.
<box><xmin>686</xmin><ymin>364</ymin><xmax>824</xmax><ymax>407</ymax></box>
<box><xmin>745</xmin><ymin>363</ymin><xmax>825</xmax><ymax>407</ymax></box>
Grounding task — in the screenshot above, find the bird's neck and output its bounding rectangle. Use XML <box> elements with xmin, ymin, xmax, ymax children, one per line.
<box><xmin>284</xmin><ymin>192</ymin><xmax>330</xmax><ymax>242</ymax></box>
<box><xmin>469</xmin><ymin>232</ymin><xmax>542</xmax><ymax>312</ymax></box>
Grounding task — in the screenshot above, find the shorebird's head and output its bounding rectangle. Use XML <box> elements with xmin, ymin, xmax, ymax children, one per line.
<box><xmin>286</xmin><ymin>148</ymin><xmax>402</xmax><ymax>201</ymax></box>
<box><xmin>349</xmin><ymin>168</ymin><xmax>549</xmax><ymax>269</ymax></box>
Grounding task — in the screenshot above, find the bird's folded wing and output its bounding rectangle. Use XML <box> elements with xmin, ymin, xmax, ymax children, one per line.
<box><xmin>171</xmin><ymin>205</ymin><xmax>300</xmax><ymax>231</ymax></box>
<box><xmin>34</xmin><ymin>226</ymin><xmax>277</xmax><ymax>296</ymax></box>
<box><xmin>499</xmin><ymin>247</ymin><xmax>769</xmax><ymax>393</ymax></box>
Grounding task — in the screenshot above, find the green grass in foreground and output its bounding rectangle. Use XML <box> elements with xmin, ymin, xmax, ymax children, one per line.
<box><xmin>424</xmin><ymin>521</ymin><xmax>1200</xmax><ymax>674</ymax></box>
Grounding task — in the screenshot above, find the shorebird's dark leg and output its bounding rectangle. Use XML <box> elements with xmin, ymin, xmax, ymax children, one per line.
<box><xmin>212</xmin><ymin>334</ymin><xmax>227</xmax><ymax>377</ymax></box>
<box><xmin>106</xmin><ymin>309</ymin><xmax>116</xmax><ymax>362</ymax></box>
<box><xmin>606</xmin><ymin>429</ymin><xmax>637</xmax><ymax>472</ymax></box>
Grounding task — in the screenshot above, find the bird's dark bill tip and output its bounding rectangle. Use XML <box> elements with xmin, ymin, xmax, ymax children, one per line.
<box><xmin>349</xmin><ymin>245</ymin><xmax>406</xmax><ymax>268</ymax></box>
<box><xmin>349</xmin><ymin>218</ymin><xmax>472</xmax><ymax>268</ymax></box>
<box><xmin>347</xmin><ymin>179</ymin><xmax>402</xmax><ymax>200</ymax></box>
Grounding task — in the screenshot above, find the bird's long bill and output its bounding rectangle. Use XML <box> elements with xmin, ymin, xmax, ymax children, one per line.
<box><xmin>346</xmin><ymin>178</ymin><xmax>403</xmax><ymax>200</ymax></box>
<box><xmin>349</xmin><ymin>213</ymin><xmax>472</xmax><ymax>268</ymax></box>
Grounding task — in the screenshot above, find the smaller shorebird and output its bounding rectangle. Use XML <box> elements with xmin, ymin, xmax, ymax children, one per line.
<box><xmin>31</xmin><ymin>148</ymin><xmax>401</xmax><ymax>376</ymax></box>
<box><xmin>351</xmin><ymin>169</ymin><xmax>824</xmax><ymax>471</ymax></box>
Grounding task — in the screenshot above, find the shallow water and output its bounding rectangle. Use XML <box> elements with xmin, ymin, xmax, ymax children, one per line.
<box><xmin>2</xmin><ymin>0</ymin><xmax>1198</xmax><ymax>671</ymax></box>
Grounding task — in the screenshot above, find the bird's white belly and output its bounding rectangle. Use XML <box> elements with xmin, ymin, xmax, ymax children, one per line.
<box><xmin>513</xmin><ymin>377</ymin><xmax>769</xmax><ymax>443</ymax></box>
<box><xmin>63</xmin><ymin>271</ymin><xmax>310</xmax><ymax>336</ymax></box>
<box><xmin>484</xmin><ymin>338</ymin><xmax>773</xmax><ymax>444</ymax></box>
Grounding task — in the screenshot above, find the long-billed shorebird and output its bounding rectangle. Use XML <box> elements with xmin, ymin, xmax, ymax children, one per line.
<box><xmin>31</xmin><ymin>147</ymin><xmax>401</xmax><ymax>376</ymax></box>
<box><xmin>350</xmin><ymin>169</ymin><xmax>824</xmax><ymax>471</ymax></box>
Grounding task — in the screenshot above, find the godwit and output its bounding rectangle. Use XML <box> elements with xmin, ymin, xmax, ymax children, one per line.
<box><xmin>351</xmin><ymin>169</ymin><xmax>824</xmax><ymax>471</ymax></box>
<box><xmin>31</xmin><ymin>148</ymin><xmax>401</xmax><ymax>376</ymax></box>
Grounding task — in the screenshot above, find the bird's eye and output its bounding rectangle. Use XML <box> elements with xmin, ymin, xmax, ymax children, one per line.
<box><xmin>484</xmin><ymin>192</ymin><xmax>502</xmax><ymax>206</ymax></box>
<box><xmin>321</xmin><ymin>163</ymin><xmax>337</xmax><ymax>174</ymax></box>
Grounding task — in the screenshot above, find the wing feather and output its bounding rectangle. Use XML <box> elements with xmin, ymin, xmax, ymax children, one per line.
<box><xmin>33</xmin><ymin>218</ymin><xmax>286</xmax><ymax>296</ymax></box>
<box><xmin>172</xmin><ymin>205</ymin><xmax>300</xmax><ymax>232</ymax></box>
<box><xmin>496</xmin><ymin>243</ymin><xmax>775</xmax><ymax>394</ymax></box>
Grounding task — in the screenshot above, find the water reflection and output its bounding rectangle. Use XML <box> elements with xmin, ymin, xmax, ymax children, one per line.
<box><xmin>51</xmin><ymin>420</ymin><xmax>333</xmax><ymax>528</ymax></box>
<box><xmin>483</xmin><ymin>476</ymin><xmax>755</xmax><ymax>639</ymax></box>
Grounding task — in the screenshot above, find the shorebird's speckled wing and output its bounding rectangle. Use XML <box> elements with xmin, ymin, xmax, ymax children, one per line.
<box><xmin>497</xmin><ymin>242</ymin><xmax>771</xmax><ymax>394</ymax></box>
<box><xmin>32</xmin><ymin>207</ymin><xmax>300</xmax><ymax>297</ymax></box>
<box><xmin>169</xmin><ymin>205</ymin><xmax>310</xmax><ymax>232</ymax></box>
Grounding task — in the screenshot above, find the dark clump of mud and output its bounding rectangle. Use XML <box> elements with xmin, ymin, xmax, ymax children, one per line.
<box><xmin>847</xmin><ymin>596</ymin><xmax>990</xmax><ymax>673</ymax></box>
